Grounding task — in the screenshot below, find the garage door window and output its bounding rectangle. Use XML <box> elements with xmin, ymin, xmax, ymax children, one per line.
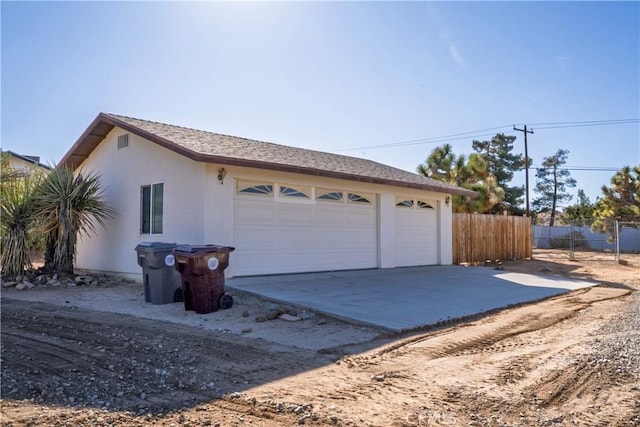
<box><xmin>348</xmin><ymin>193</ymin><xmax>372</xmax><ymax>204</ymax></box>
<box><xmin>317</xmin><ymin>189</ymin><xmax>343</xmax><ymax>202</ymax></box>
<box><xmin>396</xmin><ymin>197</ymin><xmax>435</xmax><ymax>210</ymax></box>
<box><xmin>140</xmin><ymin>183</ymin><xmax>163</xmax><ymax>234</ymax></box>
<box><xmin>418</xmin><ymin>200</ymin><xmax>435</xmax><ymax>209</ymax></box>
<box><xmin>279</xmin><ymin>185</ymin><xmax>310</xmax><ymax>199</ymax></box>
<box><xmin>237</xmin><ymin>180</ymin><xmax>274</xmax><ymax>196</ymax></box>
<box><xmin>396</xmin><ymin>198</ymin><xmax>414</xmax><ymax>208</ymax></box>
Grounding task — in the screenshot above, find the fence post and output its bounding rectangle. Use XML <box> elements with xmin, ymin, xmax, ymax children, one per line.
<box><xmin>615</xmin><ymin>219</ymin><xmax>620</xmax><ymax>262</ymax></box>
<box><xmin>569</xmin><ymin>223</ymin><xmax>575</xmax><ymax>260</ymax></box>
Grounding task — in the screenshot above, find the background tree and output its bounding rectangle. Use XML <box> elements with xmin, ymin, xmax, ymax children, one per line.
<box><xmin>417</xmin><ymin>144</ymin><xmax>464</xmax><ymax>185</ymax></box>
<box><xmin>34</xmin><ymin>167</ymin><xmax>115</xmax><ymax>274</ymax></box>
<box><xmin>562</xmin><ymin>189</ymin><xmax>595</xmax><ymax>225</ymax></box>
<box><xmin>417</xmin><ymin>144</ymin><xmax>504</xmax><ymax>213</ymax></box>
<box><xmin>472</xmin><ymin>133</ymin><xmax>525</xmax><ymax>214</ymax></box>
<box><xmin>532</xmin><ymin>149</ymin><xmax>576</xmax><ymax>226</ymax></box>
<box><xmin>591</xmin><ymin>165</ymin><xmax>640</xmax><ymax>237</ymax></box>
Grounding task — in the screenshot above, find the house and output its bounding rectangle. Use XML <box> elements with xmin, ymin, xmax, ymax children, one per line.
<box><xmin>3</xmin><ymin>150</ymin><xmax>52</xmax><ymax>173</ymax></box>
<box><xmin>59</xmin><ymin>113</ymin><xmax>475</xmax><ymax>279</ymax></box>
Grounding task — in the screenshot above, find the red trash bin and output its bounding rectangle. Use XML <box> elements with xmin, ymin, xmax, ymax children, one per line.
<box><xmin>169</xmin><ymin>244</ymin><xmax>235</xmax><ymax>314</ymax></box>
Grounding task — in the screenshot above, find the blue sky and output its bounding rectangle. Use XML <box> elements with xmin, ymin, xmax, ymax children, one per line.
<box><xmin>2</xmin><ymin>1</ymin><xmax>639</xmax><ymax>206</ymax></box>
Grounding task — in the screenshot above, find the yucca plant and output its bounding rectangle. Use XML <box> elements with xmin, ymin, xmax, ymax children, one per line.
<box><xmin>0</xmin><ymin>164</ymin><xmax>42</xmax><ymax>276</ymax></box>
<box><xmin>34</xmin><ymin>166</ymin><xmax>115</xmax><ymax>274</ymax></box>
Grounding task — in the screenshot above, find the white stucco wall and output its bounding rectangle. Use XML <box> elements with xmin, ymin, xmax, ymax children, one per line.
<box><xmin>74</xmin><ymin>129</ymin><xmax>454</xmax><ymax>279</ymax></box>
<box><xmin>438</xmin><ymin>199</ymin><xmax>453</xmax><ymax>264</ymax></box>
<box><xmin>75</xmin><ymin>128</ymin><xmax>206</xmax><ymax>277</ymax></box>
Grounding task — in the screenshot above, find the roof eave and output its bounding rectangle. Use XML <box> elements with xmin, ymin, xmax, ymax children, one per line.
<box><xmin>194</xmin><ymin>153</ymin><xmax>475</xmax><ymax>196</ymax></box>
<box><xmin>59</xmin><ymin>113</ymin><xmax>203</xmax><ymax>170</ymax></box>
<box><xmin>60</xmin><ymin>113</ymin><xmax>476</xmax><ymax>197</ymax></box>
<box><xmin>59</xmin><ymin>113</ymin><xmax>111</xmax><ymax>170</ymax></box>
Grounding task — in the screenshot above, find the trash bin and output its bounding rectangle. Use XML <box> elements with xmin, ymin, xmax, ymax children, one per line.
<box><xmin>168</xmin><ymin>244</ymin><xmax>235</xmax><ymax>314</ymax></box>
<box><xmin>135</xmin><ymin>242</ymin><xmax>183</xmax><ymax>305</ymax></box>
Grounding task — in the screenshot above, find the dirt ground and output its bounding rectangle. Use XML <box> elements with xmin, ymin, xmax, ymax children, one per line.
<box><xmin>2</xmin><ymin>249</ymin><xmax>639</xmax><ymax>426</ymax></box>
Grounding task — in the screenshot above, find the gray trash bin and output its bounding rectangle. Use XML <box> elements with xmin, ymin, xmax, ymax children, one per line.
<box><xmin>135</xmin><ymin>242</ymin><xmax>183</xmax><ymax>305</ymax></box>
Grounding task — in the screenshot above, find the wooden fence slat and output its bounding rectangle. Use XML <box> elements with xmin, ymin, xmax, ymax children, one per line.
<box><xmin>452</xmin><ymin>213</ymin><xmax>531</xmax><ymax>264</ymax></box>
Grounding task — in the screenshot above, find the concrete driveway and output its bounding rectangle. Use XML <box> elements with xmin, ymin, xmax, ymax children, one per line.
<box><xmin>228</xmin><ymin>265</ymin><xmax>598</xmax><ymax>331</ymax></box>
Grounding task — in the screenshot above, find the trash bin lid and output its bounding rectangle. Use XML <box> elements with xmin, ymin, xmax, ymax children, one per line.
<box><xmin>173</xmin><ymin>244</ymin><xmax>235</xmax><ymax>253</ymax></box>
<box><xmin>136</xmin><ymin>242</ymin><xmax>178</xmax><ymax>249</ymax></box>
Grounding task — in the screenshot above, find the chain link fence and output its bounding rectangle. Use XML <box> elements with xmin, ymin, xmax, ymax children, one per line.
<box><xmin>533</xmin><ymin>219</ymin><xmax>640</xmax><ymax>263</ymax></box>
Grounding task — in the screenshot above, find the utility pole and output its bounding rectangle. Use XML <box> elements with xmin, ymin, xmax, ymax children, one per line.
<box><xmin>513</xmin><ymin>125</ymin><xmax>534</xmax><ymax>217</ymax></box>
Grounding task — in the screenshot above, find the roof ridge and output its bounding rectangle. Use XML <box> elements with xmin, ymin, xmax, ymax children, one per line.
<box><xmin>103</xmin><ymin>112</ymin><xmax>388</xmax><ymax>166</ymax></box>
<box><xmin>104</xmin><ymin>112</ymin><xmax>310</xmax><ymax>150</ymax></box>
<box><xmin>105</xmin><ymin>112</ymin><xmax>224</xmax><ymax>135</ymax></box>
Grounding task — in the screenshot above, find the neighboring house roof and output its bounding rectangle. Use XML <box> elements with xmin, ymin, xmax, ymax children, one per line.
<box><xmin>5</xmin><ymin>150</ymin><xmax>52</xmax><ymax>170</ymax></box>
<box><xmin>60</xmin><ymin>113</ymin><xmax>476</xmax><ymax>197</ymax></box>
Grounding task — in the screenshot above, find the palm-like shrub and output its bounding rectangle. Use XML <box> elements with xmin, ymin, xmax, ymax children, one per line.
<box><xmin>34</xmin><ymin>167</ymin><xmax>115</xmax><ymax>274</ymax></box>
<box><xmin>0</xmin><ymin>168</ymin><xmax>42</xmax><ymax>276</ymax></box>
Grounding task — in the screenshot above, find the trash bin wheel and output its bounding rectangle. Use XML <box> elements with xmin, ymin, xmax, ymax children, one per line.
<box><xmin>174</xmin><ymin>288</ymin><xmax>184</xmax><ymax>303</ymax></box>
<box><xmin>219</xmin><ymin>293</ymin><xmax>233</xmax><ymax>310</ymax></box>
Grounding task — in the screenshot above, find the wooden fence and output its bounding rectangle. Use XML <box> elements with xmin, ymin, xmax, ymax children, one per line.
<box><xmin>453</xmin><ymin>213</ymin><xmax>532</xmax><ymax>264</ymax></box>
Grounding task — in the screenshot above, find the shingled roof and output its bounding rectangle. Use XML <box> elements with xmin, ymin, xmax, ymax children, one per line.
<box><xmin>60</xmin><ymin>113</ymin><xmax>476</xmax><ymax>197</ymax></box>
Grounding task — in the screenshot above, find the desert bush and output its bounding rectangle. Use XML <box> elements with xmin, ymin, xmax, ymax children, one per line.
<box><xmin>549</xmin><ymin>230</ymin><xmax>591</xmax><ymax>250</ymax></box>
<box><xmin>1</xmin><ymin>169</ymin><xmax>43</xmax><ymax>275</ymax></box>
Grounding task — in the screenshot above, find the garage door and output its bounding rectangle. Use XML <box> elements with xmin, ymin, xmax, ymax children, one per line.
<box><xmin>233</xmin><ymin>181</ymin><xmax>378</xmax><ymax>276</ymax></box>
<box><xmin>395</xmin><ymin>197</ymin><xmax>439</xmax><ymax>267</ymax></box>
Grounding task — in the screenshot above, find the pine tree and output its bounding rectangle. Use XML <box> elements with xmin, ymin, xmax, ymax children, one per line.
<box><xmin>417</xmin><ymin>144</ymin><xmax>504</xmax><ymax>213</ymax></box>
<box><xmin>532</xmin><ymin>149</ymin><xmax>576</xmax><ymax>226</ymax></box>
<box><xmin>591</xmin><ymin>165</ymin><xmax>640</xmax><ymax>237</ymax></box>
<box><xmin>472</xmin><ymin>133</ymin><xmax>525</xmax><ymax>214</ymax></box>
<box><xmin>562</xmin><ymin>189</ymin><xmax>595</xmax><ymax>225</ymax></box>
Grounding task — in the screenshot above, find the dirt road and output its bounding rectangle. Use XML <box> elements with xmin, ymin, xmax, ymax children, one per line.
<box><xmin>2</xmin><ymin>254</ymin><xmax>639</xmax><ymax>426</ymax></box>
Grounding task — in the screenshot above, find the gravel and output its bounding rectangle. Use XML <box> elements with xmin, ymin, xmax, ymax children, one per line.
<box><xmin>590</xmin><ymin>291</ymin><xmax>640</xmax><ymax>380</ymax></box>
<box><xmin>1</xmin><ymin>272</ymin><xmax>382</xmax><ymax>352</ymax></box>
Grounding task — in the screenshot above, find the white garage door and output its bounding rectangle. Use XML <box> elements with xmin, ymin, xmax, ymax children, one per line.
<box><xmin>233</xmin><ymin>181</ymin><xmax>378</xmax><ymax>276</ymax></box>
<box><xmin>395</xmin><ymin>197</ymin><xmax>439</xmax><ymax>267</ymax></box>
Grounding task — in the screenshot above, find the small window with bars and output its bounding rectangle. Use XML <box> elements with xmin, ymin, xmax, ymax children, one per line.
<box><xmin>117</xmin><ymin>134</ymin><xmax>129</xmax><ymax>150</ymax></box>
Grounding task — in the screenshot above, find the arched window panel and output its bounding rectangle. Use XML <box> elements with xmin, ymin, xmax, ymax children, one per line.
<box><xmin>316</xmin><ymin>189</ymin><xmax>344</xmax><ymax>202</ymax></box>
<box><xmin>396</xmin><ymin>197</ymin><xmax>414</xmax><ymax>208</ymax></box>
<box><xmin>280</xmin><ymin>185</ymin><xmax>311</xmax><ymax>199</ymax></box>
<box><xmin>418</xmin><ymin>200</ymin><xmax>435</xmax><ymax>209</ymax></box>
<box><xmin>347</xmin><ymin>193</ymin><xmax>372</xmax><ymax>204</ymax></box>
<box><xmin>237</xmin><ymin>180</ymin><xmax>274</xmax><ymax>196</ymax></box>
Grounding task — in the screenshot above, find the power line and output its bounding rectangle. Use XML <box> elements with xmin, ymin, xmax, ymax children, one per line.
<box><xmin>532</xmin><ymin>165</ymin><xmax>620</xmax><ymax>171</ymax></box>
<box><xmin>339</xmin><ymin>126</ymin><xmax>512</xmax><ymax>151</ymax></box>
<box><xmin>528</xmin><ymin>118</ymin><xmax>639</xmax><ymax>127</ymax></box>
<box><xmin>339</xmin><ymin>118</ymin><xmax>639</xmax><ymax>152</ymax></box>
<box><xmin>533</xmin><ymin>120</ymin><xmax>639</xmax><ymax>130</ymax></box>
